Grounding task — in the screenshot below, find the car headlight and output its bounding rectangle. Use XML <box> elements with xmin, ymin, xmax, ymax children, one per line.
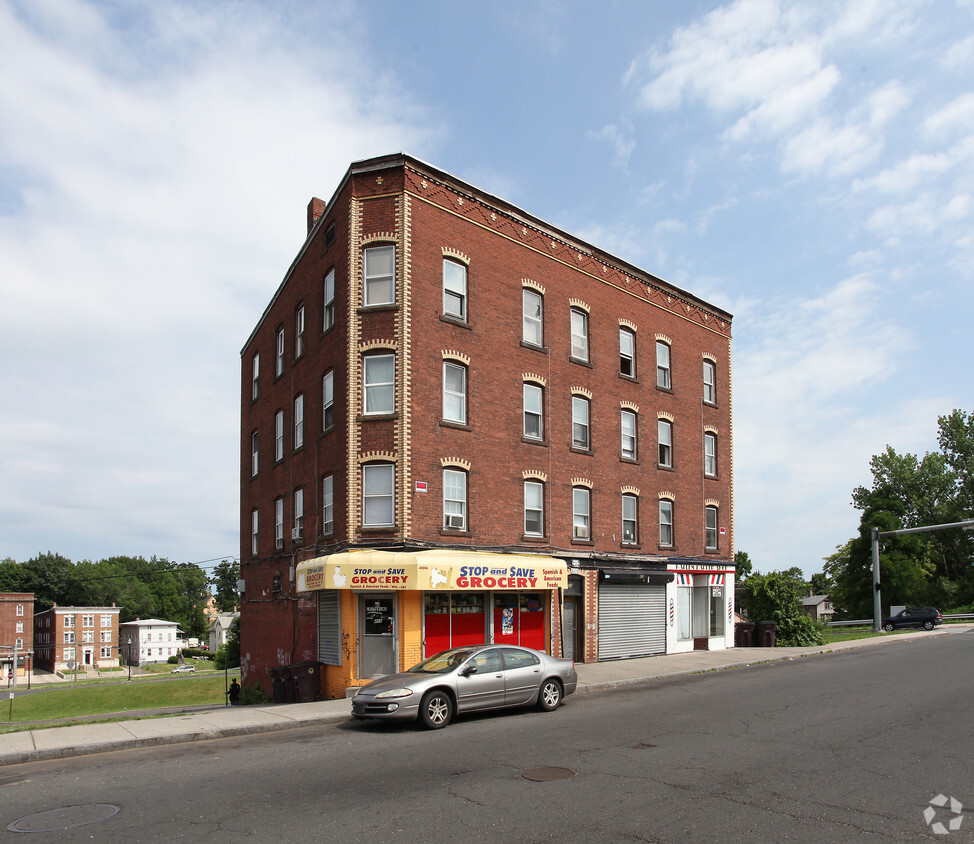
<box><xmin>374</xmin><ymin>688</ymin><xmax>414</xmax><ymax>699</ymax></box>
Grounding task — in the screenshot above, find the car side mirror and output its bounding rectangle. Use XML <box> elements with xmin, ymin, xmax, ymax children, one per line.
<box><xmin>461</xmin><ymin>664</ymin><xmax>477</xmax><ymax>676</ymax></box>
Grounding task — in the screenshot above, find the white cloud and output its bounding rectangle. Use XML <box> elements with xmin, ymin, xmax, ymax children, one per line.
<box><xmin>587</xmin><ymin>123</ymin><xmax>636</xmax><ymax>168</ymax></box>
<box><xmin>0</xmin><ymin>1</ymin><xmax>433</xmax><ymax>562</ymax></box>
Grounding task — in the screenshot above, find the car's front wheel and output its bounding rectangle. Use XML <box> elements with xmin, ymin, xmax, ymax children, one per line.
<box><xmin>923</xmin><ymin>620</ymin><xmax>934</xmax><ymax>630</ymax></box>
<box><xmin>883</xmin><ymin>623</ymin><xmax>894</xmax><ymax>631</ymax></box>
<box><xmin>419</xmin><ymin>690</ymin><xmax>453</xmax><ymax>729</ymax></box>
<box><xmin>537</xmin><ymin>678</ymin><xmax>562</xmax><ymax>711</ymax></box>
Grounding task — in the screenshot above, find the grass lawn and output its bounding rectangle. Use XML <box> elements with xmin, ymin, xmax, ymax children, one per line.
<box><xmin>1</xmin><ymin>673</ymin><xmax>239</xmax><ymax>728</ymax></box>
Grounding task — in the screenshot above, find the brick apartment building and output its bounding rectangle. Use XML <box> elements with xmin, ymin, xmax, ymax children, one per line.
<box><xmin>34</xmin><ymin>605</ymin><xmax>122</xmax><ymax>673</ymax></box>
<box><xmin>0</xmin><ymin>593</ymin><xmax>34</xmax><ymax>681</ymax></box>
<box><xmin>239</xmin><ymin>153</ymin><xmax>734</xmax><ymax>700</ymax></box>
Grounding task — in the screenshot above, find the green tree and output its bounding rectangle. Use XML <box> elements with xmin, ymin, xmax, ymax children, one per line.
<box><xmin>211</xmin><ymin>558</ymin><xmax>240</xmax><ymax>613</ymax></box>
<box><xmin>734</xmin><ymin>550</ymin><xmax>753</xmax><ymax>581</ymax></box>
<box><xmin>215</xmin><ymin>617</ymin><xmax>240</xmax><ymax>670</ymax></box>
<box><xmin>809</xmin><ymin>571</ymin><xmax>831</xmax><ymax>595</ymax></box>
<box><xmin>740</xmin><ymin>570</ymin><xmax>825</xmax><ymax>646</ymax></box>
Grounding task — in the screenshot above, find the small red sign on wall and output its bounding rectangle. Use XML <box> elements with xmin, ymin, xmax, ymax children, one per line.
<box><xmin>415</xmin><ymin>481</ymin><xmax>428</xmax><ymax>493</ymax></box>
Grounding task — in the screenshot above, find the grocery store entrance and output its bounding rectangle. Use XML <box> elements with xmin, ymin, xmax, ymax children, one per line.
<box><xmin>360</xmin><ymin>595</ymin><xmax>397</xmax><ymax>678</ymax></box>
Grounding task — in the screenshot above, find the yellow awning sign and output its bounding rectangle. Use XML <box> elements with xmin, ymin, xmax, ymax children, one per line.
<box><xmin>296</xmin><ymin>549</ymin><xmax>567</xmax><ymax>593</ymax></box>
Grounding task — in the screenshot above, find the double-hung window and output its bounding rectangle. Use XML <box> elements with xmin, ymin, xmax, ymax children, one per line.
<box><xmin>443</xmin><ymin>469</ymin><xmax>467</xmax><ymax>530</ymax></box>
<box><xmin>364</xmin><ymin>245</ymin><xmax>395</xmax><ymax>306</ymax></box>
<box><xmin>703</xmin><ymin>359</ymin><xmax>716</xmax><ymax>404</ymax></box>
<box><xmin>524</xmin><ymin>481</ymin><xmax>544</xmax><ymax>536</ymax></box>
<box><xmin>621</xmin><ymin>410</ymin><xmax>637</xmax><ymax>460</ymax></box>
<box><xmin>705</xmin><ymin>506</ymin><xmax>719</xmax><ymax>550</ymax></box>
<box><xmin>570</xmin><ymin>309</ymin><xmax>589</xmax><ymax>362</ymax></box>
<box><xmin>294</xmin><ymin>394</ymin><xmax>304</xmax><ymax>449</ymax></box>
<box><xmin>656</xmin><ymin>341</ymin><xmax>671</xmax><ymax>389</ymax></box>
<box><xmin>251</xmin><ymin>509</ymin><xmax>258</xmax><ymax>556</ymax></box>
<box><xmin>252</xmin><ymin>353</ymin><xmax>260</xmax><ymax>400</ymax></box>
<box><xmin>523</xmin><ymin>383</ymin><xmax>544</xmax><ymax>440</ymax></box>
<box><xmin>572</xmin><ymin>396</ymin><xmax>590</xmax><ymax>450</ymax></box>
<box><xmin>659</xmin><ymin>499</ymin><xmax>674</xmax><ymax>547</ymax></box>
<box><xmin>322</xmin><ymin>371</ymin><xmax>334</xmax><ymax>431</ymax></box>
<box><xmin>443</xmin><ymin>260</ymin><xmax>467</xmax><ymax>321</ymax></box>
<box><xmin>293</xmin><ymin>488</ymin><xmax>304</xmax><ymax>536</ymax></box>
<box><xmin>620</xmin><ymin>328</ymin><xmax>636</xmax><ymax>377</ymax></box>
<box><xmin>363</xmin><ymin>354</ymin><xmax>395</xmax><ymax>415</ymax></box>
<box><xmin>522</xmin><ymin>289</ymin><xmax>543</xmax><ymax>346</ymax></box>
<box><xmin>275</xmin><ymin>498</ymin><xmax>284</xmax><ymax>548</ymax></box>
<box><xmin>295</xmin><ymin>305</ymin><xmax>305</xmax><ymax>359</ymax></box>
<box><xmin>704</xmin><ymin>432</ymin><xmax>717</xmax><ymax>476</ymax></box>
<box><xmin>363</xmin><ymin>464</ymin><xmax>395</xmax><ymax>526</ymax></box>
<box><xmin>573</xmin><ymin>487</ymin><xmax>591</xmax><ymax>540</ymax></box>
<box><xmin>658</xmin><ymin>419</ymin><xmax>673</xmax><ymax>468</ymax></box>
<box><xmin>443</xmin><ymin>362</ymin><xmax>467</xmax><ymax>424</ymax></box>
<box><xmin>275</xmin><ymin>410</ymin><xmax>284</xmax><ymax>461</ymax></box>
<box><xmin>323</xmin><ymin>269</ymin><xmax>335</xmax><ymax>330</ymax></box>
<box><xmin>622</xmin><ymin>494</ymin><xmax>638</xmax><ymax>544</ymax></box>
<box><xmin>275</xmin><ymin>327</ymin><xmax>285</xmax><ymax>377</ymax></box>
<box><xmin>251</xmin><ymin>431</ymin><xmax>259</xmax><ymax>477</ymax></box>
<box><xmin>322</xmin><ymin>475</ymin><xmax>334</xmax><ymax>535</ymax></box>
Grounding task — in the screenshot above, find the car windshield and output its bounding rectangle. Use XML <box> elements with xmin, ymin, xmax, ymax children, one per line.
<box><xmin>406</xmin><ymin>648</ymin><xmax>477</xmax><ymax>674</ymax></box>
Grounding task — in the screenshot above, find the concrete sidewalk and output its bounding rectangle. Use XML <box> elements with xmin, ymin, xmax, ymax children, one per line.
<box><xmin>1</xmin><ymin>626</ymin><xmax>967</xmax><ymax>766</ymax></box>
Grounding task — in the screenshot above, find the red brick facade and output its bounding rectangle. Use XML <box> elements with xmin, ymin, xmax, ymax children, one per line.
<box><xmin>0</xmin><ymin>593</ymin><xmax>34</xmax><ymax>678</ymax></box>
<box><xmin>240</xmin><ymin>154</ymin><xmax>733</xmax><ymax>696</ymax></box>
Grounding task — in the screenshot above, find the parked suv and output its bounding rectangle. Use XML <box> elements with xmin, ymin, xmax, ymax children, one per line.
<box><xmin>882</xmin><ymin>607</ymin><xmax>943</xmax><ymax>631</ymax></box>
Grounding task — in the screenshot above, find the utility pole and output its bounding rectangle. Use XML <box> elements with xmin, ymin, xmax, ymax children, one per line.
<box><xmin>871</xmin><ymin>519</ymin><xmax>974</xmax><ymax>631</ymax></box>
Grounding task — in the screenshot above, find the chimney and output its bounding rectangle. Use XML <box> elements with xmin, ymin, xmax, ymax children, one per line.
<box><xmin>307</xmin><ymin>197</ymin><xmax>326</xmax><ymax>234</ymax></box>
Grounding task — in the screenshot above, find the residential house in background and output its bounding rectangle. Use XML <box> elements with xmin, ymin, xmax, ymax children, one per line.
<box><xmin>801</xmin><ymin>595</ymin><xmax>833</xmax><ymax>622</ymax></box>
<box><xmin>208</xmin><ymin>612</ymin><xmax>239</xmax><ymax>653</ymax></box>
<box><xmin>0</xmin><ymin>593</ymin><xmax>34</xmax><ymax>681</ymax></box>
<box><xmin>239</xmin><ymin>153</ymin><xmax>735</xmax><ymax>700</ymax></box>
<box><xmin>118</xmin><ymin>618</ymin><xmax>184</xmax><ymax>666</ymax></box>
<box><xmin>33</xmin><ymin>605</ymin><xmax>121</xmax><ymax>673</ymax></box>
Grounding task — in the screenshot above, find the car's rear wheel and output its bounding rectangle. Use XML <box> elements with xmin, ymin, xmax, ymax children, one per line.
<box><xmin>537</xmin><ymin>678</ymin><xmax>562</xmax><ymax>711</ymax></box>
<box><xmin>883</xmin><ymin>623</ymin><xmax>894</xmax><ymax>631</ymax></box>
<box><xmin>923</xmin><ymin>620</ymin><xmax>934</xmax><ymax>630</ymax></box>
<box><xmin>419</xmin><ymin>690</ymin><xmax>453</xmax><ymax>729</ymax></box>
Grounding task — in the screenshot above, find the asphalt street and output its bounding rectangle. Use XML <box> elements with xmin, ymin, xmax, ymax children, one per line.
<box><xmin>2</xmin><ymin>629</ymin><xmax>972</xmax><ymax>842</ymax></box>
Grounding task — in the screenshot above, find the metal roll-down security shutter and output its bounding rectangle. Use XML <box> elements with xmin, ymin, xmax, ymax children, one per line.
<box><xmin>597</xmin><ymin>583</ymin><xmax>666</xmax><ymax>660</ymax></box>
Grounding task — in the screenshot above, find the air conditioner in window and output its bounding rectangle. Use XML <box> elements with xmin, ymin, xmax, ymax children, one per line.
<box><xmin>574</xmin><ymin>526</ymin><xmax>589</xmax><ymax>539</ymax></box>
<box><xmin>445</xmin><ymin>515</ymin><xmax>465</xmax><ymax>530</ymax></box>
<box><xmin>275</xmin><ymin>537</ymin><xmax>284</xmax><ymax>549</ymax></box>
<box><xmin>291</xmin><ymin>526</ymin><xmax>303</xmax><ymax>541</ymax></box>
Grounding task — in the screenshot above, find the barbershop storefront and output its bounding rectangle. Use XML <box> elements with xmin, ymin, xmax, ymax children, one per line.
<box><xmin>295</xmin><ymin>549</ymin><xmax>568</xmax><ymax>700</ymax></box>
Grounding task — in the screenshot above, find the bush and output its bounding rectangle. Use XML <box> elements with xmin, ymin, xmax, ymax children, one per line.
<box><xmin>181</xmin><ymin>647</ymin><xmax>212</xmax><ymax>660</ymax></box>
<box><xmin>241</xmin><ymin>682</ymin><xmax>271</xmax><ymax>706</ymax></box>
<box><xmin>167</xmin><ymin>655</ymin><xmax>179</xmax><ymax>664</ymax></box>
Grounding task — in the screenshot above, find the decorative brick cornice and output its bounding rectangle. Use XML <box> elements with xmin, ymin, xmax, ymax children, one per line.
<box><xmin>441</xmin><ymin>350</ymin><xmax>471</xmax><ymax>365</ymax></box>
<box><xmin>361</xmin><ymin>232</ymin><xmax>396</xmax><ymax>246</ymax></box>
<box><xmin>359</xmin><ymin>451</ymin><xmax>397</xmax><ymax>464</ymax></box>
<box><xmin>359</xmin><ymin>339</ymin><xmax>397</xmax><ymax>353</ymax></box>
<box><xmin>442</xmin><ymin>247</ymin><xmax>469</xmax><ymax>265</ymax></box>
<box><xmin>441</xmin><ymin>457</ymin><xmax>471</xmax><ymax>470</ymax></box>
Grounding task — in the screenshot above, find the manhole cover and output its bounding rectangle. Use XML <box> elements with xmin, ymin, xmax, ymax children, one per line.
<box><xmin>7</xmin><ymin>804</ymin><xmax>120</xmax><ymax>833</ymax></box>
<box><xmin>522</xmin><ymin>767</ymin><xmax>575</xmax><ymax>782</ymax></box>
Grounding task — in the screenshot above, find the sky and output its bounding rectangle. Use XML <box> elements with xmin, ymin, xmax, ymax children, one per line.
<box><xmin>1</xmin><ymin>0</ymin><xmax>972</xmax><ymax>579</ymax></box>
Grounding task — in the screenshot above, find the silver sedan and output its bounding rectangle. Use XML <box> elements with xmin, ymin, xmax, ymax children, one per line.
<box><xmin>351</xmin><ymin>644</ymin><xmax>577</xmax><ymax>729</ymax></box>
